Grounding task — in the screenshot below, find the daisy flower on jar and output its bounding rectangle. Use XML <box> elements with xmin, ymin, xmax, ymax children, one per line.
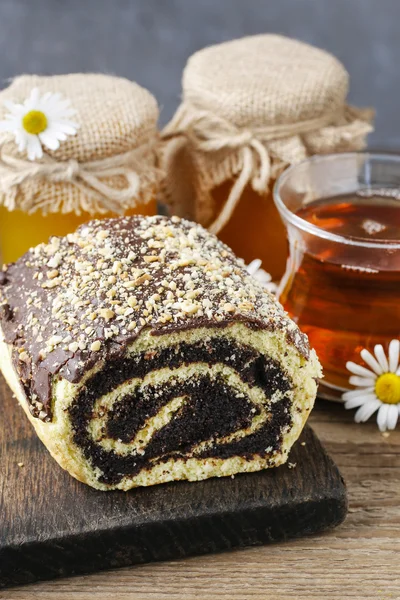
<box><xmin>343</xmin><ymin>340</ymin><xmax>400</xmax><ymax>431</ymax></box>
<box><xmin>0</xmin><ymin>87</ymin><xmax>79</xmax><ymax>160</ymax></box>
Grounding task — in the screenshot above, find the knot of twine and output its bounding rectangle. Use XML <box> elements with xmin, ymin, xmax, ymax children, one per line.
<box><xmin>162</xmin><ymin>106</ymin><xmax>352</xmax><ymax>234</ymax></box>
<box><xmin>0</xmin><ymin>140</ymin><xmax>156</xmax><ymax>215</ymax></box>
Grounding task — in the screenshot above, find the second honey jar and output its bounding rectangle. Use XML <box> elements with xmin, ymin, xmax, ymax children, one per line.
<box><xmin>161</xmin><ymin>34</ymin><xmax>373</xmax><ymax>280</ymax></box>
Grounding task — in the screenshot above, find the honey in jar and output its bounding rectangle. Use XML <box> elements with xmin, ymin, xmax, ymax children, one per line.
<box><xmin>211</xmin><ymin>181</ymin><xmax>287</xmax><ymax>279</ymax></box>
<box><xmin>162</xmin><ymin>34</ymin><xmax>373</xmax><ymax>280</ymax></box>
<box><xmin>0</xmin><ymin>73</ymin><xmax>160</xmax><ymax>263</ymax></box>
<box><xmin>0</xmin><ymin>201</ymin><xmax>157</xmax><ymax>264</ymax></box>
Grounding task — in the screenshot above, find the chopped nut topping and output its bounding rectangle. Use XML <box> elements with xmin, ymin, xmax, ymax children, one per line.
<box><xmin>127</xmin><ymin>296</ymin><xmax>138</xmax><ymax>308</ymax></box>
<box><xmin>96</xmin><ymin>229</ymin><xmax>109</xmax><ymax>240</ymax></box>
<box><xmin>134</xmin><ymin>273</ymin><xmax>152</xmax><ymax>286</ymax></box>
<box><xmin>239</xmin><ymin>301</ymin><xmax>255</xmax><ymax>311</ymax></box>
<box><xmin>41</xmin><ymin>278</ymin><xmax>61</xmax><ymax>289</ymax></box>
<box><xmin>143</xmin><ymin>255</ymin><xmax>160</xmax><ymax>263</ymax></box>
<box><xmin>179</xmin><ymin>301</ymin><xmax>200</xmax><ymax>315</ymax></box>
<box><xmin>90</xmin><ymin>340</ymin><xmax>101</xmax><ymax>352</ymax></box>
<box><xmin>19</xmin><ymin>351</ymin><xmax>29</xmax><ymax>363</ymax></box>
<box><xmin>223</xmin><ymin>303</ymin><xmax>235</xmax><ymax>312</ymax></box>
<box><xmin>99</xmin><ymin>308</ymin><xmax>115</xmax><ymax>321</ymax></box>
<box><xmin>112</xmin><ymin>261</ymin><xmax>122</xmax><ymax>274</ymax></box>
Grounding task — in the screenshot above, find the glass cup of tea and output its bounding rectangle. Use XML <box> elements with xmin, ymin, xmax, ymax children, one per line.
<box><xmin>273</xmin><ymin>153</ymin><xmax>400</xmax><ymax>400</ymax></box>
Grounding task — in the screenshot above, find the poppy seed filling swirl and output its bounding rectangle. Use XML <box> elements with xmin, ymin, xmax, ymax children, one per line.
<box><xmin>69</xmin><ymin>337</ymin><xmax>293</xmax><ymax>484</ymax></box>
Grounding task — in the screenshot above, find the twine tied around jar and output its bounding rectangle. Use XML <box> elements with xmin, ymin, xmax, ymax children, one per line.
<box><xmin>161</xmin><ymin>35</ymin><xmax>375</xmax><ymax>233</ymax></box>
<box><xmin>163</xmin><ymin>105</ymin><xmax>365</xmax><ymax>233</ymax></box>
<box><xmin>0</xmin><ymin>140</ymin><xmax>158</xmax><ymax>215</ymax></box>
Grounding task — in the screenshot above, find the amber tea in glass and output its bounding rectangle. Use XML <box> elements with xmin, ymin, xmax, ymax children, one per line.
<box><xmin>274</xmin><ymin>153</ymin><xmax>400</xmax><ymax>400</ymax></box>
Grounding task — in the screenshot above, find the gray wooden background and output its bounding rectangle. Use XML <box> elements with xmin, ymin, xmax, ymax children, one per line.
<box><xmin>0</xmin><ymin>0</ymin><xmax>398</xmax><ymax>146</ymax></box>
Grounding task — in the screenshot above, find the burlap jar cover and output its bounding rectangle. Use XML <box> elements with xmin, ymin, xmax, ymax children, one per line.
<box><xmin>161</xmin><ymin>35</ymin><xmax>374</xmax><ymax>234</ymax></box>
<box><xmin>0</xmin><ymin>73</ymin><xmax>160</xmax><ymax>215</ymax></box>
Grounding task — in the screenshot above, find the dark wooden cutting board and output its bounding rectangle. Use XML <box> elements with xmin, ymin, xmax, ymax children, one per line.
<box><xmin>0</xmin><ymin>375</ymin><xmax>347</xmax><ymax>589</ymax></box>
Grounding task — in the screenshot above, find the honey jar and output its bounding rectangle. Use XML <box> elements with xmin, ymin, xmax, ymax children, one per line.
<box><xmin>0</xmin><ymin>74</ymin><xmax>160</xmax><ymax>263</ymax></box>
<box><xmin>161</xmin><ymin>35</ymin><xmax>374</xmax><ymax>280</ymax></box>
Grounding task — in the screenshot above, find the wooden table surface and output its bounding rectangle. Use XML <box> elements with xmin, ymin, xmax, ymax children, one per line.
<box><xmin>2</xmin><ymin>400</ymin><xmax>399</xmax><ymax>600</ymax></box>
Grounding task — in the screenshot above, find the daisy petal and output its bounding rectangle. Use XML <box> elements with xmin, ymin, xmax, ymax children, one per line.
<box><xmin>346</xmin><ymin>361</ymin><xmax>376</xmax><ymax>378</ymax></box>
<box><xmin>263</xmin><ymin>282</ymin><xmax>277</xmax><ymax>294</ymax></box>
<box><xmin>54</xmin><ymin>132</ymin><xmax>68</xmax><ymax>142</ymax></box>
<box><xmin>256</xmin><ymin>271</ymin><xmax>272</xmax><ymax>284</ymax></box>
<box><xmin>345</xmin><ymin>397</ymin><xmax>368</xmax><ymax>410</ymax></box>
<box><xmin>40</xmin><ymin>91</ymin><xmax>53</xmax><ymax>103</ymax></box>
<box><xmin>342</xmin><ymin>387</ymin><xmax>375</xmax><ymax>401</ymax></box>
<box><xmin>345</xmin><ymin>393</ymin><xmax>377</xmax><ymax>410</ymax></box>
<box><xmin>26</xmin><ymin>135</ymin><xmax>43</xmax><ymax>161</ymax></box>
<box><xmin>349</xmin><ymin>375</ymin><xmax>376</xmax><ymax>387</ymax></box>
<box><xmin>388</xmin><ymin>340</ymin><xmax>400</xmax><ymax>373</ymax></box>
<box><xmin>49</xmin><ymin>105</ymin><xmax>76</xmax><ymax>118</ymax></box>
<box><xmin>49</xmin><ymin>116</ymin><xmax>78</xmax><ymax>126</ymax></box>
<box><xmin>354</xmin><ymin>398</ymin><xmax>381</xmax><ymax>423</ymax></box>
<box><xmin>58</xmin><ymin>108</ymin><xmax>78</xmax><ymax>119</ymax></box>
<box><xmin>1</xmin><ymin>118</ymin><xmax>19</xmax><ymax>131</ymax></box>
<box><xmin>360</xmin><ymin>348</ymin><xmax>384</xmax><ymax>375</ymax></box>
<box><xmin>0</xmin><ymin>120</ymin><xmax>13</xmax><ymax>131</ymax></box>
<box><xmin>3</xmin><ymin>100</ymin><xmax>25</xmax><ymax>115</ymax></box>
<box><xmin>247</xmin><ymin>260</ymin><xmax>262</xmax><ymax>275</ymax></box>
<box><xmin>42</xmin><ymin>92</ymin><xmax>62</xmax><ymax>107</ymax></box>
<box><xmin>15</xmin><ymin>128</ymin><xmax>27</xmax><ymax>143</ymax></box>
<box><xmin>15</xmin><ymin>129</ymin><xmax>28</xmax><ymax>151</ymax></box>
<box><xmin>374</xmin><ymin>344</ymin><xmax>389</xmax><ymax>372</ymax></box>
<box><xmin>24</xmin><ymin>87</ymin><xmax>40</xmax><ymax>110</ymax></box>
<box><xmin>3</xmin><ymin>99</ymin><xmax>17</xmax><ymax>111</ymax></box>
<box><xmin>43</xmin><ymin>126</ymin><xmax>68</xmax><ymax>141</ymax></box>
<box><xmin>377</xmin><ymin>403</ymin><xmax>390</xmax><ymax>432</ymax></box>
<box><xmin>49</xmin><ymin>121</ymin><xmax>78</xmax><ymax>135</ymax></box>
<box><xmin>30</xmin><ymin>87</ymin><xmax>40</xmax><ymax>102</ymax></box>
<box><xmin>387</xmin><ymin>405</ymin><xmax>399</xmax><ymax>430</ymax></box>
<box><xmin>18</xmin><ymin>139</ymin><xmax>27</xmax><ymax>152</ymax></box>
<box><xmin>39</xmin><ymin>131</ymin><xmax>60</xmax><ymax>151</ymax></box>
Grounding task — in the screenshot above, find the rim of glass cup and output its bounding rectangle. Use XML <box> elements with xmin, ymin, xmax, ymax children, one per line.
<box><xmin>273</xmin><ymin>152</ymin><xmax>400</xmax><ymax>250</ymax></box>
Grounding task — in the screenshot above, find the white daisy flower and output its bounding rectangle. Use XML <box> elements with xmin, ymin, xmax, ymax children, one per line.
<box><xmin>343</xmin><ymin>340</ymin><xmax>400</xmax><ymax>431</ymax></box>
<box><xmin>0</xmin><ymin>87</ymin><xmax>79</xmax><ymax>161</ymax></box>
<box><xmin>246</xmin><ymin>259</ymin><xmax>277</xmax><ymax>294</ymax></box>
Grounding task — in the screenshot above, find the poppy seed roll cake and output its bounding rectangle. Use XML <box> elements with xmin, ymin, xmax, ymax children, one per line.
<box><xmin>0</xmin><ymin>215</ymin><xmax>321</xmax><ymax>490</ymax></box>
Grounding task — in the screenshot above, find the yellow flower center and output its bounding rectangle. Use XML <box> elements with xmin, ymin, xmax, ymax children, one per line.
<box><xmin>375</xmin><ymin>373</ymin><xmax>400</xmax><ymax>404</ymax></box>
<box><xmin>22</xmin><ymin>110</ymin><xmax>47</xmax><ymax>135</ymax></box>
